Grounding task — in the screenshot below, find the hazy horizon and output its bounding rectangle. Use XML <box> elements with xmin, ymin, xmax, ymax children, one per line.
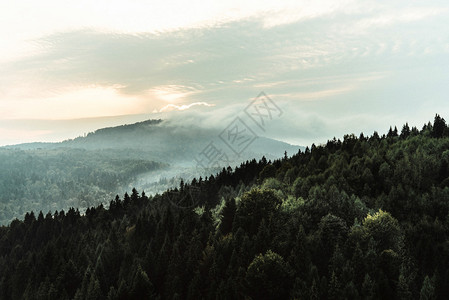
<box><xmin>1</xmin><ymin>0</ymin><xmax>449</xmax><ymax>146</ymax></box>
<box><xmin>0</xmin><ymin>110</ymin><xmax>442</xmax><ymax>149</ymax></box>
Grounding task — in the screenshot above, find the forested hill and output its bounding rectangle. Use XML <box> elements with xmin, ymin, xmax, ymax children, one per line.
<box><xmin>0</xmin><ymin>118</ymin><xmax>299</xmax><ymax>225</ymax></box>
<box><xmin>7</xmin><ymin>118</ymin><xmax>299</xmax><ymax>163</ymax></box>
<box><xmin>83</xmin><ymin>119</ymin><xmax>164</xmax><ymax>137</ymax></box>
<box><xmin>1</xmin><ymin>115</ymin><xmax>449</xmax><ymax>299</ymax></box>
<box><xmin>3</xmin><ymin>119</ymin><xmax>165</xmax><ymax>150</ymax></box>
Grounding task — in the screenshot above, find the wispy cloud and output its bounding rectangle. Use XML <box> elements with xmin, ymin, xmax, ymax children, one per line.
<box><xmin>273</xmin><ymin>86</ymin><xmax>356</xmax><ymax>101</ymax></box>
<box><xmin>356</xmin><ymin>7</ymin><xmax>447</xmax><ymax>28</ymax></box>
<box><xmin>147</xmin><ymin>85</ymin><xmax>200</xmax><ymax>103</ymax></box>
<box><xmin>158</xmin><ymin>102</ymin><xmax>215</xmax><ymax>112</ymax></box>
<box><xmin>1</xmin><ymin>1</ymin><xmax>449</xmax><ymax>145</ymax></box>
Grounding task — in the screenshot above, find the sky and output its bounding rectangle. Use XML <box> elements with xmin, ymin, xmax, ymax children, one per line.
<box><xmin>1</xmin><ymin>0</ymin><xmax>449</xmax><ymax>146</ymax></box>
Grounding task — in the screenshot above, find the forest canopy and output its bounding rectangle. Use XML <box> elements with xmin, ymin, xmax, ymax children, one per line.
<box><xmin>1</xmin><ymin>115</ymin><xmax>449</xmax><ymax>299</ymax></box>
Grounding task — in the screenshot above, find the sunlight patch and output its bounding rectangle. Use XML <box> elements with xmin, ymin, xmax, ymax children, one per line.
<box><xmin>159</xmin><ymin>102</ymin><xmax>215</xmax><ymax>112</ymax></box>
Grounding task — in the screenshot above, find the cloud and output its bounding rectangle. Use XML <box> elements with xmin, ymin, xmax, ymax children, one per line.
<box><xmin>358</xmin><ymin>7</ymin><xmax>446</xmax><ymax>28</ymax></box>
<box><xmin>273</xmin><ymin>86</ymin><xmax>356</xmax><ymax>101</ymax></box>
<box><xmin>1</xmin><ymin>1</ymin><xmax>449</xmax><ymax>145</ymax></box>
<box><xmin>0</xmin><ymin>85</ymin><xmax>148</xmax><ymax>120</ymax></box>
<box><xmin>158</xmin><ymin>102</ymin><xmax>216</xmax><ymax>112</ymax></box>
<box><xmin>147</xmin><ymin>85</ymin><xmax>201</xmax><ymax>103</ymax></box>
<box><xmin>3</xmin><ymin>4</ymin><xmax>447</xmax><ymax>100</ymax></box>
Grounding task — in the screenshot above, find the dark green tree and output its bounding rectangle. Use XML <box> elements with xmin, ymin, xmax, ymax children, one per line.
<box><xmin>245</xmin><ymin>250</ymin><xmax>293</xmax><ymax>300</ymax></box>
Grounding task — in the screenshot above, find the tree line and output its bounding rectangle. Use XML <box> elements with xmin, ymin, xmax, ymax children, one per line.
<box><xmin>1</xmin><ymin>115</ymin><xmax>449</xmax><ymax>299</ymax></box>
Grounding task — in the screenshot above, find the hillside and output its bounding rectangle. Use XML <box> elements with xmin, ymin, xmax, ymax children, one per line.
<box><xmin>8</xmin><ymin>118</ymin><xmax>299</xmax><ymax>163</ymax></box>
<box><xmin>0</xmin><ymin>119</ymin><xmax>299</xmax><ymax>225</ymax></box>
<box><xmin>0</xmin><ymin>115</ymin><xmax>448</xmax><ymax>299</ymax></box>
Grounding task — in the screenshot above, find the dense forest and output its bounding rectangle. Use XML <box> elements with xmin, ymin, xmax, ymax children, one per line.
<box><xmin>1</xmin><ymin>115</ymin><xmax>449</xmax><ymax>299</ymax></box>
<box><xmin>0</xmin><ymin>147</ymin><xmax>165</xmax><ymax>225</ymax></box>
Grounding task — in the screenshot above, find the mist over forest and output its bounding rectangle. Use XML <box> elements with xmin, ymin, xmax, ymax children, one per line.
<box><xmin>0</xmin><ymin>118</ymin><xmax>299</xmax><ymax>225</ymax></box>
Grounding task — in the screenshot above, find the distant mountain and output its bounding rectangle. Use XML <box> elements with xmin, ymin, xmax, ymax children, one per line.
<box><xmin>0</xmin><ymin>118</ymin><xmax>301</xmax><ymax>224</ymax></box>
<box><xmin>7</xmin><ymin>118</ymin><xmax>302</xmax><ymax>165</ymax></box>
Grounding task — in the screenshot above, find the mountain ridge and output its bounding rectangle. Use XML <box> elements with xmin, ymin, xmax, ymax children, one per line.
<box><xmin>0</xmin><ymin>117</ymin><xmax>301</xmax><ymax>225</ymax></box>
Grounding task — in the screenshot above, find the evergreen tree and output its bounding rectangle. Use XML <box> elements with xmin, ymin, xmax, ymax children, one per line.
<box><xmin>245</xmin><ymin>250</ymin><xmax>293</xmax><ymax>300</ymax></box>
<box><xmin>420</xmin><ymin>275</ymin><xmax>435</xmax><ymax>300</ymax></box>
<box><xmin>432</xmin><ymin>114</ymin><xmax>447</xmax><ymax>138</ymax></box>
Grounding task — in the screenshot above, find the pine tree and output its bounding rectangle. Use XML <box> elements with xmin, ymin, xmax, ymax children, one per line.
<box><xmin>245</xmin><ymin>250</ymin><xmax>293</xmax><ymax>300</ymax></box>
<box><xmin>328</xmin><ymin>271</ymin><xmax>340</xmax><ymax>300</ymax></box>
<box><xmin>86</xmin><ymin>273</ymin><xmax>102</xmax><ymax>300</ymax></box>
<box><xmin>218</xmin><ymin>198</ymin><xmax>236</xmax><ymax>235</ymax></box>
<box><xmin>131</xmin><ymin>265</ymin><xmax>154</xmax><ymax>299</ymax></box>
<box><xmin>362</xmin><ymin>274</ymin><xmax>375</xmax><ymax>300</ymax></box>
<box><xmin>400</xmin><ymin>123</ymin><xmax>411</xmax><ymax>139</ymax></box>
<box><xmin>432</xmin><ymin>114</ymin><xmax>447</xmax><ymax>138</ymax></box>
<box><xmin>420</xmin><ymin>275</ymin><xmax>435</xmax><ymax>300</ymax></box>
